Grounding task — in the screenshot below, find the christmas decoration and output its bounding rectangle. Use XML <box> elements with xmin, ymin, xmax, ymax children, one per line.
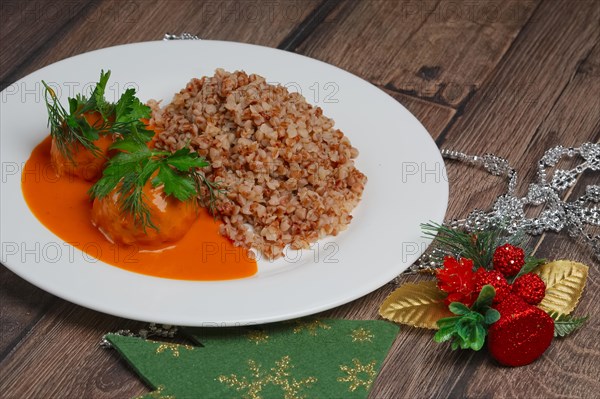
<box><xmin>512</xmin><ymin>273</ymin><xmax>545</xmax><ymax>305</ymax></box>
<box><xmin>474</xmin><ymin>268</ymin><xmax>510</xmax><ymax>303</ymax></box>
<box><xmin>534</xmin><ymin>260</ymin><xmax>589</xmax><ymax>315</ymax></box>
<box><xmin>104</xmin><ymin>319</ymin><xmax>399</xmax><ymax>399</ymax></box>
<box><xmin>378</xmin><ymin>281</ymin><xmax>451</xmax><ymax>329</ymax></box>
<box><xmin>492</xmin><ymin>243</ymin><xmax>525</xmax><ymax>277</ymax></box>
<box><xmin>487</xmin><ymin>295</ymin><xmax>554</xmax><ymax>366</ymax></box>
<box><xmin>436</xmin><ymin>256</ymin><xmax>477</xmax><ymax>306</ymax></box>
<box><xmin>406</xmin><ymin>143</ymin><xmax>599</xmax><ymax>275</ymax></box>
<box><xmin>380</xmin><ymin>225</ymin><xmax>590</xmax><ymax>367</ymax></box>
<box><xmin>550</xmin><ymin>313</ymin><xmax>589</xmax><ymax>338</ymax></box>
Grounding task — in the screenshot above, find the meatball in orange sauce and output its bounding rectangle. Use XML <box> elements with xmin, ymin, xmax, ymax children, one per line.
<box><xmin>50</xmin><ymin>112</ymin><xmax>113</xmax><ymax>181</ymax></box>
<box><xmin>91</xmin><ymin>180</ymin><xmax>197</xmax><ymax>247</ymax></box>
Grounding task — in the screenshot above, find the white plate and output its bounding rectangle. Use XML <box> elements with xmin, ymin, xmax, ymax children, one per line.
<box><xmin>0</xmin><ymin>40</ymin><xmax>447</xmax><ymax>326</ymax></box>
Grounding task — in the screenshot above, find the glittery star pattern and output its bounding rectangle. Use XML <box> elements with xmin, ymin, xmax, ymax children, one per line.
<box><xmin>247</xmin><ymin>330</ymin><xmax>269</xmax><ymax>345</ymax></box>
<box><xmin>153</xmin><ymin>341</ymin><xmax>194</xmax><ymax>358</ymax></box>
<box><xmin>337</xmin><ymin>358</ymin><xmax>377</xmax><ymax>392</ymax></box>
<box><xmin>217</xmin><ymin>356</ymin><xmax>317</xmax><ymax>399</ymax></box>
<box><xmin>291</xmin><ymin>319</ymin><xmax>331</xmax><ymax>336</ymax></box>
<box><xmin>350</xmin><ymin>328</ymin><xmax>374</xmax><ymax>343</ymax></box>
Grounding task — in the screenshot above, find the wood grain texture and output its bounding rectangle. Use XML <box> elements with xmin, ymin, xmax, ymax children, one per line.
<box><xmin>0</xmin><ymin>0</ymin><xmax>94</xmax><ymax>85</ymax></box>
<box><xmin>297</xmin><ymin>0</ymin><xmax>539</xmax><ymax>106</ymax></box>
<box><xmin>384</xmin><ymin>89</ymin><xmax>456</xmax><ymax>138</ymax></box>
<box><xmin>0</xmin><ymin>268</ymin><xmax>56</xmax><ymax>359</ymax></box>
<box><xmin>1</xmin><ymin>0</ymin><xmax>599</xmax><ymax>397</ymax></box>
<box><xmin>0</xmin><ymin>302</ymin><xmax>147</xmax><ymax>399</ymax></box>
<box><xmin>370</xmin><ymin>1</ymin><xmax>598</xmax><ymax>397</ymax></box>
<box><xmin>369</xmin><ymin>1</ymin><xmax>599</xmax><ymax>397</ymax></box>
<box><xmin>3</xmin><ymin>0</ymin><xmax>321</xmax><ymax>85</ymax></box>
<box><xmin>439</xmin><ymin>0</ymin><xmax>599</xmax><ymax>221</ymax></box>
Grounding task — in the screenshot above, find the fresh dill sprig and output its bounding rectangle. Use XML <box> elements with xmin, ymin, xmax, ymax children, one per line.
<box><xmin>89</xmin><ymin>138</ymin><xmax>222</xmax><ymax>231</ymax></box>
<box><xmin>43</xmin><ymin>78</ymin><xmax>107</xmax><ymax>161</ymax></box>
<box><xmin>42</xmin><ymin>70</ymin><xmax>152</xmax><ymax>161</ymax></box>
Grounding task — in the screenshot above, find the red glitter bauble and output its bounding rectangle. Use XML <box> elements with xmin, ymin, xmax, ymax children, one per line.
<box><xmin>512</xmin><ymin>273</ymin><xmax>546</xmax><ymax>305</ymax></box>
<box><xmin>488</xmin><ymin>294</ymin><xmax>554</xmax><ymax>367</ymax></box>
<box><xmin>474</xmin><ymin>268</ymin><xmax>510</xmax><ymax>303</ymax></box>
<box><xmin>493</xmin><ymin>243</ymin><xmax>525</xmax><ymax>277</ymax></box>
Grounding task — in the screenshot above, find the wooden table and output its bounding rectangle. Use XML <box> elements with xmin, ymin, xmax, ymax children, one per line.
<box><xmin>1</xmin><ymin>0</ymin><xmax>598</xmax><ymax>397</ymax></box>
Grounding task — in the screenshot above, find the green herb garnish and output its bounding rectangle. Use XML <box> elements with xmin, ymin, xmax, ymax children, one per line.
<box><xmin>42</xmin><ymin>70</ymin><xmax>152</xmax><ymax>161</ymax></box>
<box><xmin>89</xmin><ymin>138</ymin><xmax>223</xmax><ymax>231</ymax></box>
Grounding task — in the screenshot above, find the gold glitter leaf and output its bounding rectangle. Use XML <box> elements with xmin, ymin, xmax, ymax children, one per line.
<box><xmin>378</xmin><ymin>281</ymin><xmax>452</xmax><ymax>329</ymax></box>
<box><xmin>534</xmin><ymin>260</ymin><xmax>589</xmax><ymax>316</ymax></box>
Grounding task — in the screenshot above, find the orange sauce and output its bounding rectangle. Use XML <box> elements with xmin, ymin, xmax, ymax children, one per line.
<box><xmin>21</xmin><ymin>136</ymin><xmax>257</xmax><ymax>280</ymax></box>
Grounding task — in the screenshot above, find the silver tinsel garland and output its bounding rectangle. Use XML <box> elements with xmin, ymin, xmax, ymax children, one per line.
<box><xmin>408</xmin><ymin>142</ymin><xmax>599</xmax><ymax>273</ymax></box>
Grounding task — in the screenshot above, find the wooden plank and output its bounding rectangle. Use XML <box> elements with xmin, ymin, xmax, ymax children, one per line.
<box><xmin>0</xmin><ymin>268</ymin><xmax>56</xmax><ymax>358</ymax></box>
<box><xmin>297</xmin><ymin>0</ymin><xmax>540</xmax><ymax>106</ymax></box>
<box><xmin>441</xmin><ymin>2</ymin><xmax>599</xmax><ymax>397</ymax></box>
<box><xmin>0</xmin><ymin>0</ymin><xmax>94</xmax><ymax>85</ymax></box>
<box><xmin>368</xmin><ymin>1</ymin><xmax>600</xmax><ymax>397</ymax></box>
<box><xmin>439</xmin><ymin>0</ymin><xmax>599</xmax><ymax>223</ymax></box>
<box><xmin>385</xmin><ymin>89</ymin><xmax>456</xmax><ymax>138</ymax></box>
<box><xmin>0</xmin><ymin>302</ymin><xmax>147</xmax><ymax>399</ymax></box>
<box><xmin>4</xmin><ymin>0</ymin><xmax>322</xmax><ymax>85</ymax></box>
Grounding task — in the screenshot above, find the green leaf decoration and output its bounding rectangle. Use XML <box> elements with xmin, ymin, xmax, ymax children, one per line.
<box><xmin>433</xmin><ymin>286</ymin><xmax>499</xmax><ymax>352</ymax></box>
<box><xmin>379</xmin><ymin>281</ymin><xmax>452</xmax><ymax>329</ymax></box>
<box><xmin>534</xmin><ymin>260</ymin><xmax>589</xmax><ymax>315</ymax></box>
<box><xmin>472</xmin><ymin>285</ymin><xmax>496</xmax><ymax>312</ymax></box>
<box><xmin>434</xmin><ymin>311</ymin><xmax>487</xmax><ymax>351</ymax></box>
<box><xmin>484</xmin><ymin>308</ymin><xmax>501</xmax><ymax>325</ymax></box>
<box><xmin>448</xmin><ymin>302</ymin><xmax>470</xmax><ymax>316</ymax></box>
<box><xmin>105</xmin><ymin>319</ymin><xmax>399</xmax><ymax>399</ymax></box>
<box><xmin>549</xmin><ymin>312</ymin><xmax>589</xmax><ymax>338</ymax></box>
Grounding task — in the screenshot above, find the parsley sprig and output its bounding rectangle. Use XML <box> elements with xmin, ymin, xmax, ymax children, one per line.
<box><xmin>89</xmin><ymin>138</ymin><xmax>223</xmax><ymax>231</ymax></box>
<box><xmin>45</xmin><ymin>69</ymin><xmax>222</xmax><ymax>231</ymax></box>
<box><xmin>42</xmin><ymin>70</ymin><xmax>152</xmax><ymax>161</ymax></box>
<box><xmin>434</xmin><ymin>285</ymin><xmax>500</xmax><ymax>350</ymax></box>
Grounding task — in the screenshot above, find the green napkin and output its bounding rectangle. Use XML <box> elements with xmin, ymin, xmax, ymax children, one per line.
<box><xmin>106</xmin><ymin>318</ymin><xmax>399</xmax><ymax>399</ymax></box>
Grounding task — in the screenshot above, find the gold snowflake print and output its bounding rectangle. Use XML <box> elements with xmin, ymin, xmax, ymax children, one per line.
<box><xmin>217</xmin><ymin>355</ymin><xmax>317</xmax><ymax>399</ymax></box>
<box><xmin>337</xmin><ymin>358</ymin><xmax>377</xmax><ymax>392</ymax></box>
<box><xmin>152</xmin><ymin>341</ymin><xmax>194</xmax><ymax>358</ymax></box>
<box><xmin>291</xmin><ymin>319</ymin><xmax>331</xmax><ymax>336</ymax></box>
<box><xmin>247</xmin><ymin>330</ymin><xmax>269</xmax><ymax>345</ymax></box>
<box><xmin>350</xmin><ymin>328</ymin><xmax>374</xmax><ymax>343</ymax></box>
